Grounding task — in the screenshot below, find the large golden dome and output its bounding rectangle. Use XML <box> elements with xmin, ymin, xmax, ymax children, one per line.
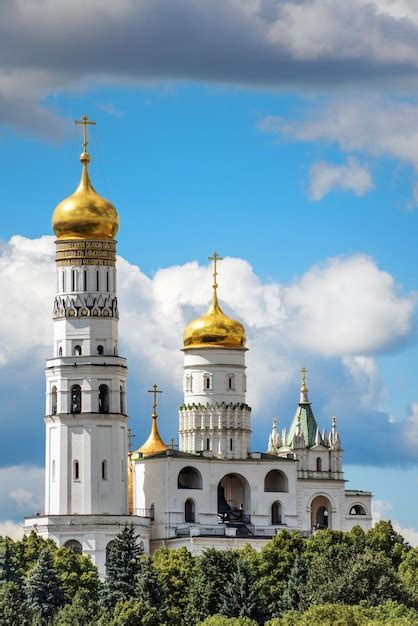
<box><xmin>183</xmin><ymin>290</ymin><xmax>246</xmax><ymax>350</ymax></box>
<box><xmin>52</xmin><ymin>118</ymin><xmax>119</xmax><ymax>240</ymax></box>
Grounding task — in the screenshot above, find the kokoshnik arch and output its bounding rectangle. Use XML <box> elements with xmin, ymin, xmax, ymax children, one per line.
<box><xmin>24</xmin><ymin>116</ymin><xmax>372</xmax><ymax>576</ymax></box>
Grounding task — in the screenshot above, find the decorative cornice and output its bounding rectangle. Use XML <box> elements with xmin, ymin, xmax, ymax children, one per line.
<box><xmin>53</xmin><ymin>294</ymin><xmax>119</xmax><ymax>319</ymax></box>
<box><xmin>179</xmin><ymin>401</ymin><xmax>251</xmax><ymax>412</ymax></box>
<box><xmin>55</xmin><ymin>239</ymin><xmax>116</xmax><ymax>266</ymax></box>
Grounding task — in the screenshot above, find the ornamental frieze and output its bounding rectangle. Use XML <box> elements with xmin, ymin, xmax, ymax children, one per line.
<box><xmin>53</xmin><ymin>294</ymin><xmax>119</xmax><ymax>319</ymax></box>
<box><xmin>55</xmin><ymin>240</ymin><xmax>116</xmax><ymax>266</ymax></box>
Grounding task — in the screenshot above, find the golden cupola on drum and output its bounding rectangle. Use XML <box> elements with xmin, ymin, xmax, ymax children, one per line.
<box><xmin>52</xmin><ymin>115</ymin><xmax>119</xmax><ymax>241</ymax></box>
<box><xmin>183</xmin><ymin>252</ymin><xmax>246</xmax><ymax>350</ymax></box>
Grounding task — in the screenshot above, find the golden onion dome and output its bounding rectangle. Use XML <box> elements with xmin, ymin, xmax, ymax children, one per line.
<box><xmin>52</xmin><ymin>116</ymin><xmax>119</xmax><ymax>240</ymax></box>
<box><xmin>135</xmin><ymin>416</ymin><xmax>169</xmax><ymax>457</ymax></box>
<box><xmin>183</xmin><ymin>289</ymin><xmax>246</xmax><ymax>350</ymax></box>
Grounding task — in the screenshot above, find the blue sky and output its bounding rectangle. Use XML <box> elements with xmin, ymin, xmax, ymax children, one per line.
<box><xmin>1</xmin><ymin>0</ymin><xmax>418</xmax><ymax>541</ymax></box>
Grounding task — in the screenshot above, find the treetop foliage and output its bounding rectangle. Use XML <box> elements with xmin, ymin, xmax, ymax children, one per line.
<box><xmin>0</xmin><ymin>521</ymin><xmax>415</xmax><ymax>625</ymax></box>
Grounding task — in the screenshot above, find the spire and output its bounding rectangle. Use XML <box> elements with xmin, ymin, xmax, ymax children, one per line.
<box><xmin>330</xmin><ymin>415</ymin><xmax>342</xmax><ymax>449</ymax></box>
<box><xmin>300</xmin><ymin>367</ymin><xmax>310</xmax><ymax>404</ymax></box>
<box><xmin>75</xmin><ymin>114</ymin><xmax>96</xmax><ymax>192</ymax></box>
<box><xmin>287</xmin><ymin>367</ymin><xmax>318</xmax><ymax>448</ymax></box>
<box><xmin>136</xmin><ymin>384</ymin><xmax>168</xmax><ymax>457</ymax></box>
<box><xmin>267</xmin><ymin>417</ymin><xmax>279</xmax><ymax>452</ymax></box>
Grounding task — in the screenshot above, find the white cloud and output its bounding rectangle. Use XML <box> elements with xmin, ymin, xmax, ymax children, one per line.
<box><xmin>0</xmin><ymin>465</ymin><xmax>44</xmax><ymax>522</ymax></box>
<box><xmin>0</xmin><ymin>521</ymin><xmax>24</xmax><ymax>541</ymax></box>
<box><xmin>308</xmin><ymin>158</ymin><xmax>373</xmax><ymax>201</ymax></box>
<box><xmin>283</xmin><ymin>255</ymin><xmax>414</xmax><ymax>356</ymax></box>
<box><xmin>372</xmin><ymin>497</ymin><xmax>418</xmax><ymax>546</ymax></box>
<box><xmin>1</xmin><ymin>234</ymin><xmax>417</xmax><ymax>472</ymax></box>
<box><xmin>260</xmin><ymin>99</ymin><xmax>418</xmax><ymax>172</ymax></box>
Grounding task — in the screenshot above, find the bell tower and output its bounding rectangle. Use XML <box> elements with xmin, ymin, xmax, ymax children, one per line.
<box><xmin>179</xmin><ymin>253</ymin><xmax>251</xmax><ymax>459</ymax></box>
<box><xmin>24</xmin><ymin>116</ymin><xmax>149</xmax><ymax>575</ymax></box>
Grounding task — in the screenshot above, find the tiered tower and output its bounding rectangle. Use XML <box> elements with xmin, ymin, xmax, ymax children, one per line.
<box><xmin>24</xmin><ymin>116</ymin><xmax>149</xmax><ymax>574</ymax></box>
<box><xmin>179</xmin><ymin>253</ymin><xmax>251</xmax><ymax>459</ymax></box>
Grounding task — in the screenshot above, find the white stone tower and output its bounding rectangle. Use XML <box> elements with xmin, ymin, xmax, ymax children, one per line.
<box><xmin>179</xmin><ymin>253</ymin><xmax>251</xmax><ymax>459</ymax></box>
<box><xmin>24</xmin><ymin>115</ymin><xmax>149</xmax><ymax>575</ymax></box>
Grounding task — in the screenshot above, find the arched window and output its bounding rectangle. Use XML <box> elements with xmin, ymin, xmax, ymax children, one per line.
<box><xmin>101</xmin><ymin>460</ymin><xmax>108</xmax><ymax>480</ymax></box>
<box><xmin>96</xmin><ymin>270</ymin><xmax>100</xmax><ymax>292</ymax></box>
<box><xmin>71</xmin><ymin>269</ymin><xmax>78</xmax><ymax>292</ymax></box>
<box><xmin>178</xmin><ymin>467</ymin><xmax>203</xmax><ymax>489</ymax></box>
<box><xmin>204</xmin><ymin>374</ymin><xmax>211</xmax><ymax>390</ymax></box>
<box><xmin>230</xmin><ymin>438</ymin><xmax>233</xmax><ymax>451</ymax></box>
<box><xmin>150</xmin><ymin>503</ymin><xmax>155</xmax><ymax>521</ymax></box>
<box><xmin>271</xmin><ymin>501</ymin><xmax>282</xmax><ymax>525</ymax></box>
<box><xmin>70</xmin><ymin>385</ymin><xmax>82</xmax><ymax>414</ymax></box>
<box><xmin>99</xmin><ymin>384</ymin><xmax>110</xmax><ymax>413</ymax></box>
<box><xmin>74</xmin><ymin>345</ymin><xmax>82</xmax><ymax>356</ymax></box>
<box><xmin>73</xmin><ymin>460</ymin><xmax>80</xmax><ymax>481</ymax></box>
<box><xmin>106</xmin><ymin>270</ymin><xmax>109</xmax><ymax>292</ymax></box>
<box><xmin>62</xmin><ymin>270</ymin><xmax>65</xmax><ymax>292</ymax></box>
<box><xmin>120</xmin><ymin>385</ymin><xmax>125</xmax><ymax>414</ymax></box>
<box><xmin>349</xmin><ymin>504</ymin><xmax>366</xmax><ymax>516</ymax></box>
<box><xmin>317</xmin><ymin>506</ymin><xmax>329</xmax><ymax>528</ymax></box>
<box><xmin>264</xmin><ymin>470</ymin><xmax>288</xmax><ymax>493</ymax></box>
<box><xmin>316</xmin><ymin>457</ymin><xmax>322</xmax><ymax>472</ymax></box>
<box><xmin>185</xmin><ymin>499</ymin><xmax>195</xmax><ymax>523</ymax></box>
<box><xmin>97</xmin><ymin>345</ymin><xmax>104</xmax><ymax>355</ymax></box>
<box><xmin>227</xmin><ymin>374</ymin><xmax>235</xmax><ymax>390</ymax></box>
<box><xmin>206</xmin><ymin>438</ymin><xmax>210</xmax><ymax>451</ymax></box>
<box><xmin>58</xmin><ymin>347</ymin><xmax>63</xmax><ymax>357</ymax></box>
<box><xmin>83</xmin><ymin>269</ymin><xmax>87</xmax><ymax>292</ymax></box>
<box><xmin>106</xmin><ymin>540</ymin><xmax>115</xmax><ymax>565</ymax></box>
<box><xmin>51</xmin><ymin>386</ymin><xmax>57</xmax><ymax>415</ymax></box>
<box><xmin>63</xmin><ymin>540</ymin><xmax>82</xmax><ymax>555</ymax></box>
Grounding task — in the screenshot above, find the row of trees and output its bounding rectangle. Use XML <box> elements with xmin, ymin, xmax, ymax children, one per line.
<box><xmin>0</xmin><ymin>521</ymin><xmax>417</xmax><ymax>624</ymax></box>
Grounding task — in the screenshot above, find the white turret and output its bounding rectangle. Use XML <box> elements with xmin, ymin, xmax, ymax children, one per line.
<box><xmin>178</xmin><ymin>253</ymin><xmax>251</xmax><ymax>459</ymax></box>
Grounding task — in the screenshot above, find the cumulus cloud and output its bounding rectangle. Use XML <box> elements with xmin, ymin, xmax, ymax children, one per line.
<box><xmin>0</xmin><ymin>521</ymin><xmax>24</xmax><ymax>541</ymax></box>
<box><xmin>4</xmin><ymin>1</ymin><xmax>418</xmax><ymax>132</ymax></box>
<box><xmin>308</xmin><ymin>158</ymin><xmax>373</xmax><ymax>201</ymax></box>
<box><xmin>0</xmin><ymin>465</ymin><xmax>44</xmax><ymax>522</ymax></box>
<box><xmin>1</xmin><ymin>234</ymin><xmax>418</xmax><ymax>470</ymax></box>
<box><xmin>372</xmin><ymin>498</ymin><xmax>418</xmax><ymax>546</ymax></box>
<box><xmin>260</xmin><ymin>98</ymin><xmax>418</xmax><ymax>173</ymax></box>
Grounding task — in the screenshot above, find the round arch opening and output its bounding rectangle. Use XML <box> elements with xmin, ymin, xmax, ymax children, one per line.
<box><xmin>217</xmin><ymin>473</ymin><xmax>251</xmax><ymax>522</ymax></box>
<box><xmin>178</xmin><ymin>466</ymin><xmax>203</xmax><ymax>489</ymax></box>
<box><xmin>264</xmin><ymin>469</ymin><xmax>288</xmax><ymax>493</ymax></box>
<box><xmin>63</xmin><ymin>539</ymin><xmax>82</xmax><ymax>555</ymax></box>
<box><xmin>311</xmin><ymin>495</ymin><xmax>332</xmax><ymax>530</ymax></box>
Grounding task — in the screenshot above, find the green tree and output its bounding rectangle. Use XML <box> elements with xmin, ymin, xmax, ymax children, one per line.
<box><xmin>185</xmin><ymin>548</ymin><xmax>239</xmax><ymax>623</ymax></box>
<box><xmin>199</xmin><ymin>617</ymin><xmax>258</xmax><ymax>626</ymax></box>
<box><xmin>54</xmin><ymin>588</ymin><xmax>102</xmax><ymax>625</ymax></box>
<box><xmin>102</xmin><ymin>598</ymin><xmax>159</xmax><ymax>626</ymax></box>
<box><xmin>399</xmin><ymin>546</ymin><xmax>418</xmax><ymax>608</ymax></box>
<box><xmin>365</xmin><ymin>520</ymin><xmax>410</xmax><ymax>568</ymax></box>
<box><xmin>0</xmin><ymin>538</ymin><xmax>21</xmax><ymax>586</ymax></box>
<box><xmin>151</xmin><ymin>546</ymin><xmax>195</xmax><ymax>625</ymax></box>
<box><xmin>0</xmin><ymin>581</ymin><xmax>30</xmax><ymax>626</ymax></box>
<box><xmin>219</xmin><ymin>558</ymin><xmax>264</xmax><ymax>621</ymax></box>
<box><xmin>256</xmin><ymin>530</ymin><xmax>304</xmax><ymax>617</ymax></box>
<box><xmin>266</xmin><ymin>601</ymin><xmax>418</xmax><ymax>625</ymax></box>
<box><xmin>13</xmin><ymin>531</ymin><xmax>56</xmax><ymax>577</ymax></box>
<box><xmin>54</xmin><ymin>545</ymin><xmax>100</xmax><ymax>602</ymax></box>
<box><xmin>279</xmin><ymin>555</ymin><xmax>307</xmax><ymax>613</ymax></box>
<box><xmin>135</xmin><ymin>556</ymin><xmax>166</xmax><ymax>611</ymax></box>
<box><xmin>101</xmin><ymin>525</ymin><xmax>143</xmax><ymax>610</ymax></box>
<box><xmin>26</xmin><ymin>548</ymin><xmax>64</xmax><ymax>624</ymax></box>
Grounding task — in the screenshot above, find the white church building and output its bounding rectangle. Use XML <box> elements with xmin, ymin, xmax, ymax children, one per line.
<box><xmin>24</xmin><ymin>117</ymin><xmax>372</xmax><ymax>575</ymax></box>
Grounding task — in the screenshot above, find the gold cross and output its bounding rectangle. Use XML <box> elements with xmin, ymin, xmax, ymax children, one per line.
<box><xmin>127</xmin><ymin>427</ymin><xmax>135</xmax><ymax>453</ymax></box>
<box><xmin>148</xmin><ymin>384</ymin><xmax>162</xmax><ymax>416</ymax></box>
<box><xmin>208</xmin><ymin>251</ymin><xmax>224</xmax><ymax>290</ymax></box>
<box><xmin>301</xmin><ymin>367</ymin><xmax>308</xmax><ymax>386</ymax></box>
<box><xmin>74</xmin><ymin>114</ymin><xmax>96</xmax><ymax>153</ymax></box>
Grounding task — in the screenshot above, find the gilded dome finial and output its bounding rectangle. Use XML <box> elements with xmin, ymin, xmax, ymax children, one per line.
<box><xmin>51</xmin><ymin>114</ymin><xmax>119</xmax><ymax>241</ymax></box>
<box><xmin>135</xmin><ymin>384</ymin><xmax>168</xmax><ymax>457</ymax></box>
<box><xmin>183</xmin><ymin>252</ymin><xmax>246</xmax><ymax>350</ymax></box>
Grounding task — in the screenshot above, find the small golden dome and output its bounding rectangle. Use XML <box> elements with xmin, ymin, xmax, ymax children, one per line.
<box><xmin>183</xmin><ymin>290</ymin><xmax>246</xmax><ymax>350</ymax></box>
<box><xmin>135</xmin><ymin>417</ymin><xmax>168</xmax><ymax>457</ymax></box>
<box><xmin>52</xmin><ymin>115</ymin><xmax>119</xmax><ymax>240</ymax></box>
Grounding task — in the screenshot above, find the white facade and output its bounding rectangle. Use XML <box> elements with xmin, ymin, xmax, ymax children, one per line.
<box><xmin>179</xmin><ymin>347</ymin><xmax>251</xmax><ymax>459</ymax></box>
